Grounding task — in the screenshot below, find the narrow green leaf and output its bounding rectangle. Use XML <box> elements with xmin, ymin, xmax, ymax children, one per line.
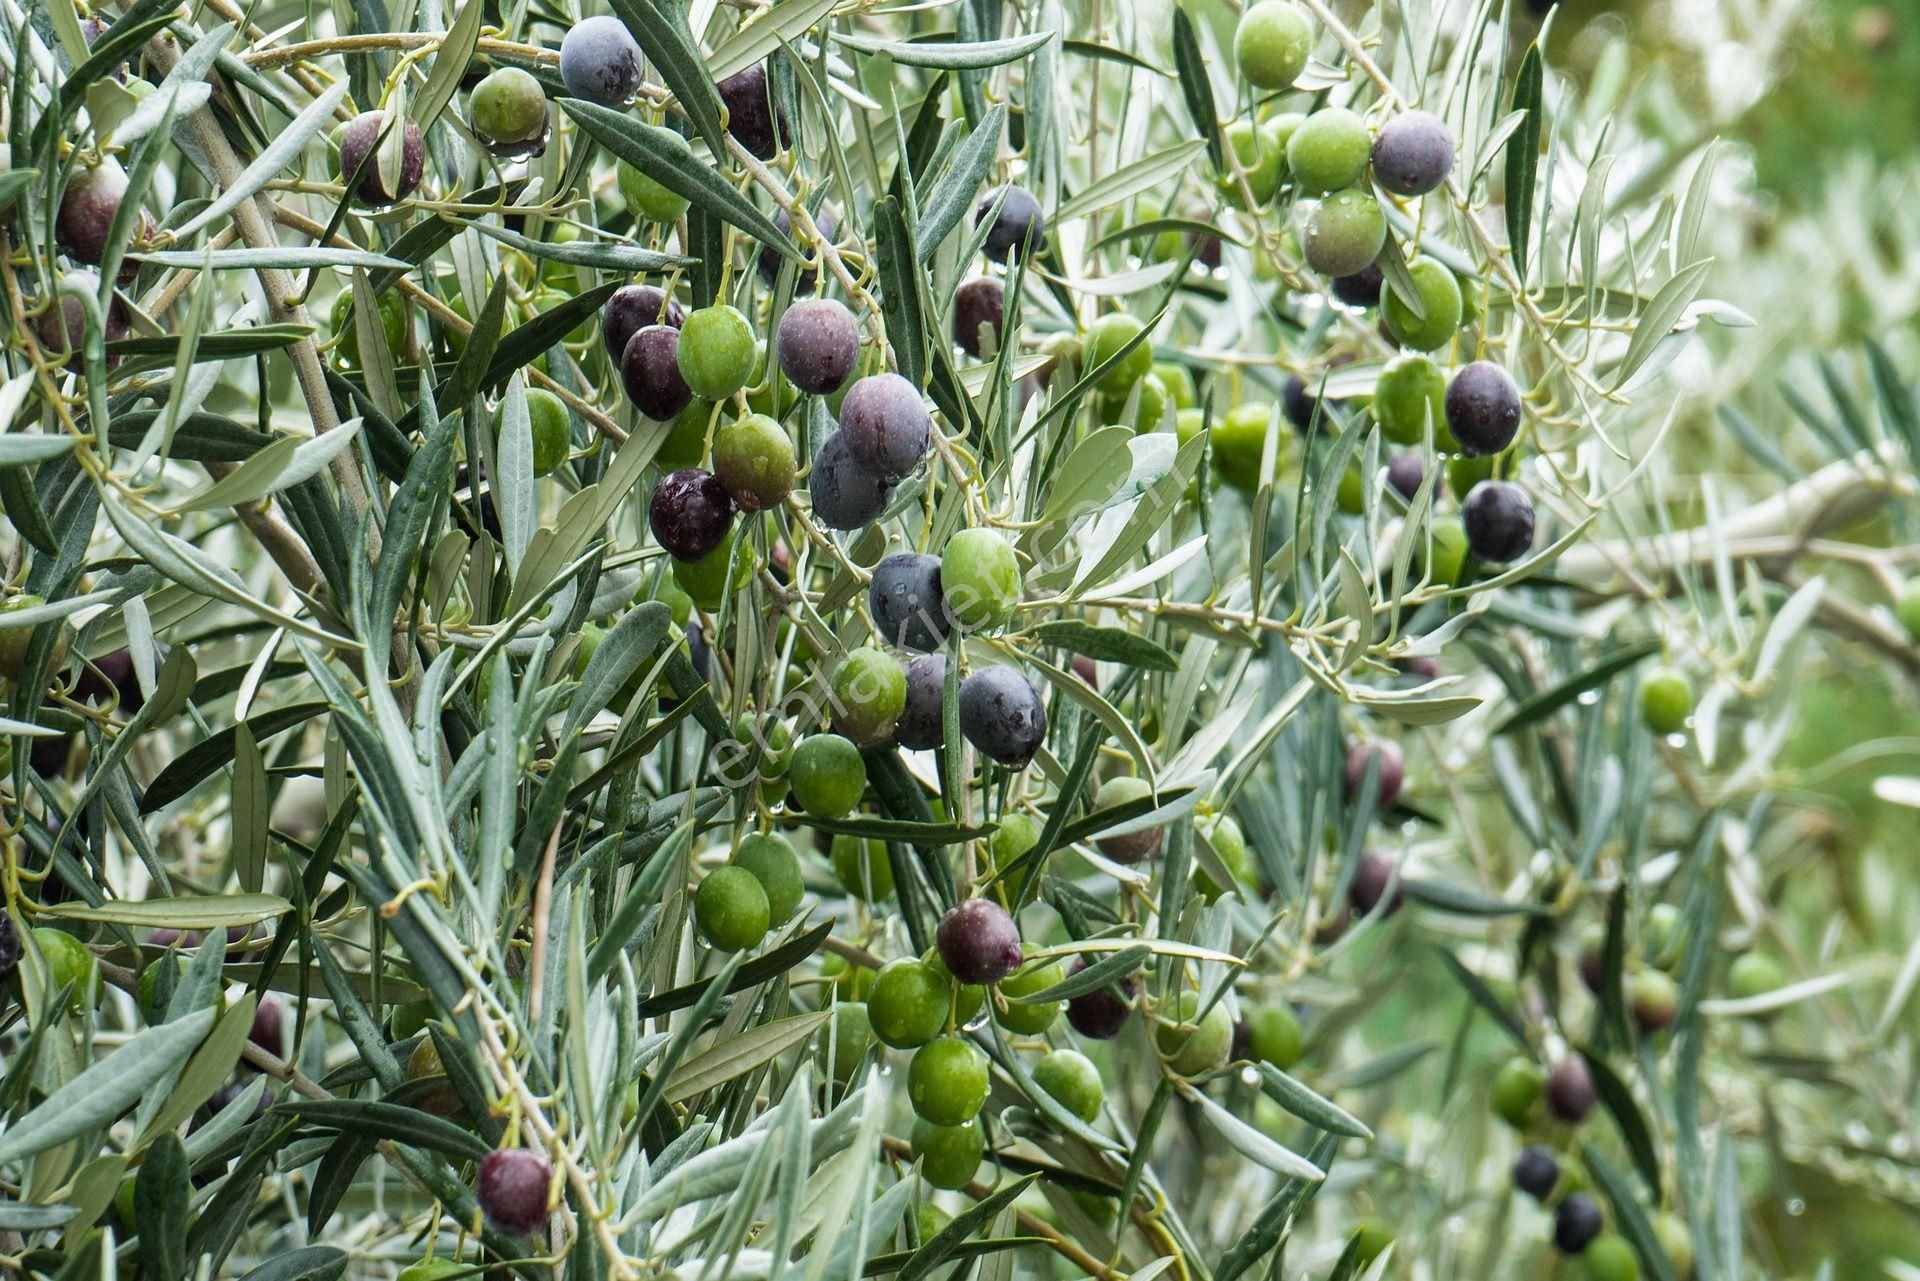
<box><xmin>0</xmin><ymin>1007</ymin><xmax>215</xmax><ymax>1164</ymax></box>
<box><xmin>1503</xmin><ymin>44</ymin><xmax>1544</xmax><ymax>281</ymax></box>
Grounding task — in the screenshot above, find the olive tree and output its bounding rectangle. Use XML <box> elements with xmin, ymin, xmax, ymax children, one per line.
<box><xmin>0</xmin><ymin>0</ymin><xmax>1914</xmax><ymax>1277</ymax></box>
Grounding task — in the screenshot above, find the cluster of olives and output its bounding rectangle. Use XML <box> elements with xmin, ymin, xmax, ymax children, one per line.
<box><xmin>1187</xmin><ymin>1</ymin><xmax>1543</xmax><ymax>577</ymax></box>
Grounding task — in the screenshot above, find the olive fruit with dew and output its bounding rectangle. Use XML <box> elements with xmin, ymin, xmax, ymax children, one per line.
<box><xmin>334</xmin><ymin>112</ymin><xmax>425</xmax><ymax>207</ymax></box>
<box><xmin>712</xmin><ymin>412</ymin><xmax>796</xmax><ymax>512</ymax></box>
<box><xmin>695</xmin><ymin>866</ymin><xmax>769</xmax><ymax>952</ymax></box>
<box><xmin>958</xmin><ymin>665</ymin><xmax>1048</xmax><ymax>768</ymax></box>
<box><xmin>618</xmin><ymin>160</ymin><xmax>689</xmax><ymax>223</ymax></box>
<box><xmin>733</xmin><ymin>832</ymin><xmax>803</xmax><ymax>925</ymax></box>
<box><xmin>870</xmin><ymin>553</ymin><xmax>951</xmax><ymax>652</ymax></box>
<box><xmin>1462</xmin><ymin>480</ymin><xmax>1536</xmax><ymax>563</ymax></box>
<box><xmin>909</xmin><ymin>1035</ymin><xmax>990</xmax><ymax>1126</ymax></box>
<box><xmin>1233</xmin><ymin>1</ymin><xmax>1312</xmax><ymax>89</ymax></box>
<box><xmin>830</xmin><ymin>646</ymin><xmax>907</xmax><ymax>745</ymax></box>
<box><xmin>1091</xmin><ymin>776</ymin><xmax>1164</xmax><ymax>863</ymax></box>
<box><xmin>1343</xmin><ymin>740</ymin><xmax>1404</xmax><ymax>808</ymax></box>
<box><xmin>977</xmin><ymin>184</ymin><xmax>1046</xmax><ymax>262</ymax></box>
<box><xmin>1545</xmin><ymin>1055</ymin><xmax>1597</xmax><ymax>1123</ymax></box>
<box><xmin>622</xmin><ymin>324</ymin><xmax>695</xmax><ymax>421</ymax></box>
<box><xmin>868</xmin><ymin>959</ymin><xmax>950</xmax><ymax>1049</ymax></box>
<box><xmin>1555</xmin><ymin>1194</ymin><xmax>1605</xmax><ymax>1254</ymax></box>
<box><xmin>1512</xmin><ymin>1145</ymin><xmax>1561</xmax><ymax>1200</ymax></box>
<box><xmin>911</xmin><ymin>1118</ymin><xmax>983</xmax><ymax>1190</ymax></box>
<box><xmin>1033</xmin><ymin>1049</ymin><xmax>1104</xmax><ymax>1122</ymax></box>
<box><xmin>649</xmin><ymin>468</ymin><xmax>734</xmax><ymax>562</ymax></box>
<box><xmin>1084</xmin><ymin>311</ymin><xmax>1153</xmax><ymax>394</ymax></box>
<box><xmin>776</xmin><ymin>298</ymin><xmax>860</xmax><ymax>395</ymax></box>
<box><xmin>953</xmin><ymin>277</ymin><xmax>1006</xmax><ymax>356</ymax></box>
<box><xmin>1374</xmin><ymin>353</ymin><xmax>1449</xmax><ymax>444</ymax></box>
<box><xmin>1287</xmin><ymin>107</ymin><xmax>1372</xmax><ymax>194</ymax></box>
<box><xmin>940</xmin><ymin>529</ymin><xmax>1022</xmax><ymax>630</ymax></box>
<box><xmin>1066</xmin><ymin>958</ymin><xmax>1137</xmax><ymax>1039</ymax></box>
<box><xmin>1445</xmin><ymin>362</ymin><xmax>1523</xmax><ymax>456</ymax></box>
<box><xmin>1491</xmin><ymin>1056</ymin><xmax>1545</xmax><ymax>1127</ymax></box>
<box><xmin>1381</xmin><ymin>255</ymin><xmax>1464</xmax><ymax>352</ymax></box>
<box><xmin>1155</xmin><ymin>991</ymin><xmax>1232</xmax><ymax>1076</ymax></box>
<box><xmin>1303</xmin><ymin>189</ymin><xmax>1387</xmax><ymax>278</ymax></box>
<box><xmin>57</xmin><ymin>161</ymin><xmax>152</xmax><ymax>277</ymax></box>
<box><xmin>1243</xmin><ymin>1004</ymin><xmax>1304</xmax><ymax>1069</ymax></box>
<box><xmin>1371</xmin><ymin>110</ymin><xmax>1455</xmax><ymax>196</ymax></box>
<box><xmin>717</xmin><ymin>63</ymin><xmax>785</xmax><ymax>159</ymax></box>
<box><xmin>895</xmin><ymin>653</ymin><xmax>948</xmax><ymax>751</ymax></box>
<box><xmin>468</xmin><ymin>67</ymin><xmax>549</xmax><ymax>158</ymax></box>
<box><xmin>677</xmin><ymin>305</ymin><xmax>757</xmax><ymax>401</ymax></box>
<box><xmin>809</xmin><ymin>430</ymin><xmax>893</xmax><ymax>529</ymax></box>
<box><xmin>937</xmin><ymin>898</ymin><xmax>1024</xmax><ymax>985</ymax></box>
<box><xmin>602</xmin><ymin>285</ymin><xmax>684</xmax><ymax>362</ymax></box>
<box><xmin>840</xmin><ymin>373</ymin><xmax>931</xmax><ymax>480</ymax></box>
<box><xmin>788</xmin><ymin>734</ymin><xmax>866</xmax><ymax>818</ymax></box>
<box><xmin>1348</xmin><ymin>849</ymin><xmax>1403</xmax><ymax>918</ymax></box>
<box><xmin>831</xmin><ymin>835</ymin><xmax>894</xmax><ymax>902</ymax></box>
<box><xmin>996</xmin><ymin>949</ymin><xmax>1065</xmax><ymax>1035</ymax></box>
<box><xmin>559</xmin><ymin>16</ymin><xmax>643</xmax><ymax>106</ymax></box>
<box><xmin>1331</xmin><ymin>261</ymin><xmax>1385</xmax><ymax>308</ymax></box>
<box><xmin>1640</xmin><ymin>667</ymin><xmax>1694</xmax><ymax>735</ymax></box>
<box><xmin>476</xmin><ymin>1148</ymin><xmax>551</xmax><ymax>1235</ymax></box>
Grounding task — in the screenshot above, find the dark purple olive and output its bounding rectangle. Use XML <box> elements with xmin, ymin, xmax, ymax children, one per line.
<box><xmin>953</xmin><ymin>277</ymin><xmax>1006</xmax><ymax>357</ymax></box>
<box><xmin>621</xmin><ymin>324</ymin><xmax>693</xmax><ymax>421</ymax></box>
<box><xmin>334</xmin><ymin>111</ymin><xmax>425</xmax><ymax>206</ymax></box>
<box><xmin>976</xmin><ymin>185</ymin><xmax>1045</xmax><ymax>263</ymax></box>
<box><xmin>776</xmin><ymin>298</ymin><xmax>859</xmax><ymax>395</ymax></box>
<box><xmin>477</xmin><ymin>1147</ymin><xmax>552</xmax><ymax>1235</ymax></box>
<box><xmin>808</xmin><ymin>429</ymin><xmax>893</xmax><ymax>530</ymax></box>
<box><xmin>1461</xmin><ymin>480</ymin><xmax>1535</xmax><ymax>563</ymax></box>
<box><xmin>758</xmin><ymin>205</ymin><xmax>840</xmax><ymax>290</ymax></box>
<box><xmin>717</xmin><ymin>63</ymin><xmax>787</xmax><ymax>159</ymax></box>
<box><xmin>1348</xmin><ymin>850</ymin><xmax>1402</xmax><ymax>918</ymax></box>
<box><xmin>936</xmin><ymin>898</ymin><xmax>1023</xmax><ymax>985</ymax></box>
<box><xmin>603</xmin><ymin>284</ymin><xmax>685</xmax><ymax>362</ymax></box>
<box><xmin>1544</xmin><ymin>1056</ymin><xmax>1596</xmax><ymax>1123</ymax></box>
<box><xmin>1065</xmin><ymin>957</ymin><xmax>1136</xmax><ymax>1039</ymax></box>
<box><xmin>895</xmin><ymin>653</ymin><xmax>947</xmax><ymax>751</ymax></box>
<box><xmin>957</xmin><ymin>665</ymin><xmax>1047</xmax><ymax>768</ymax></box>
<box><xmin>1343</xmin><ymin>740</ymin><xmax>1404</xmax><ymax>808</ymax></box>
<box><xmin>649</xmin><ymin>468</ymin><xmax>734</xmax><ymax>562</ymax></box>
<box><xmin>1385</xmin><ymin>454</ymin><xmax>1424</xmax><ymax>501</ymax></box>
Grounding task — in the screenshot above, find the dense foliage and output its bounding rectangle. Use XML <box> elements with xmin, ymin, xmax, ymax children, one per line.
<box><xmin>0</xmin><ymin>0</ymin><xmax>1914</xmax><ymax>1277</ymax></box>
